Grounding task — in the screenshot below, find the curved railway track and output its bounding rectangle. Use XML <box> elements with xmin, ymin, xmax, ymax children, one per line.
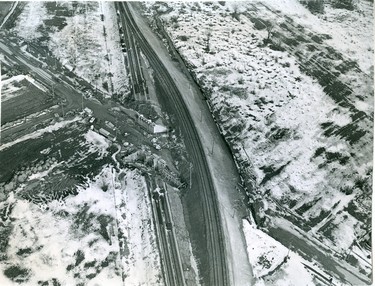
<box><xmin>117</xmin><ymin>2</ymin><xmax>229</xmax><ymax>285</ymax></box>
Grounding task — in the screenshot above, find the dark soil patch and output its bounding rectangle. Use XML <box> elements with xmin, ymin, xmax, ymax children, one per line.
<box><xmin>0</xmin><ymin>2</ymin><xmax>12</xmax><ymax>21</ymax></box>
<box><xmin>249</xmin><ymin>17</ymin><xmax>271</xmax><ymax>30</ymax></box>
<box><xmin>43</xmin><ymin>17</ymin><xmax>67</xmax><ymax>30</ymax></box>
<box><xmin>84</xmin><ymin>260</ymin><xmax>96</xmax><ymax>269</ymax></box>
<box><xmin>2</xmin><ymin>81</ymin><xmax>56</xmax><ymax>125</ymax></box>
<box><xmin>97</xmin><ymin>214</ymin><xmax>113</xmax><ymax>243</ymax></box>
<box><xmin>0</xmin><ymin>224</ymin><xmax>12</xmax><ymax>260</ymax></box>
<box><xmin>0</xmin><ymin>132</ymin><xmax>55</xmax><ymax>183</ymax></box>
<box><xmin>37</xmin><ymin>278</ymin><xmax>61</xmax><ymax>286</ymax></box>
<box><xmin>344</xmin><ymin>201</ymin><xmax>369</xmax><ymax>223</ymax></box>
<box><xmin>295</xmin><ymin>197</ymin><xmax>321</xmax><ymax>216</ymax></box>
<box><xmin>74</xmin><ymin>249</ymin><xmax>85</xmax><ymax>267</ymax></box>
<box><xmin>260</xmin><ymin>162</ymin><xmax>290</xmax><ymax>185</ymax></box>
<box><xmin>0</xmin><ymin>2</ymin><xmax>26</xmax><ymax>30</ymax></box>
<box><xmin>313</xmin><ymin>147</ymin><xmax>326</xmax><ymax>158</ymax></box>
<box><xmin>3</xmin><ymin>265</ymin><xmax>30</xmax><ymax>283</ymax></box>
<box><xmin>309</xmin><ymin>209</ymin><xmax>331</xmax><ymax>227</ymax></box>
<box><xmin>16</xmin><ymin>247</ymin><xmax>32</xmax><ymax>257</ymax></box>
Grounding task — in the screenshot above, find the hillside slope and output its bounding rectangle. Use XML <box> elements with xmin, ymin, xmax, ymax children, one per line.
<box><xmin>141</xmin><ymin>0</ymin><xmax>373</xmax><ymax>283</ymax></box>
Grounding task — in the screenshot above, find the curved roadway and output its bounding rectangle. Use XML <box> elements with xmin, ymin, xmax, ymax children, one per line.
<box><xmin>117</xmin><ymin>2</ymin><xmax>228</xmax><ymax>285</ymax></box>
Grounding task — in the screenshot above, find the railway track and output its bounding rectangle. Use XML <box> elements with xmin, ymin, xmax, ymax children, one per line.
<box><xmin>158</xmin><ymin>181</ymin><xmax>186</xmax><ymax>286</ymax></box>
<box><xmin>119</xmin><ymin>12</ymin><xmax>147</xmax><ymax>100</ymax></box>
<box><xmin>117</xmin><ymin>2</ymin><xmax>228</xmax><ymax>285</ymax></box>
<box><xmin>146</xmin><ymin>177</ymin><xmax>186</xmax><ymax>286</ymax></box>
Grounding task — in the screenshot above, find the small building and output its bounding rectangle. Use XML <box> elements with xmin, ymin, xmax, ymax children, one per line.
<box><xmin>153</xmin><ymin>124</ymin><xmax>167</xmax><ymax>134</ymax></box>
<box><xmin>136</xmin><ymin>114</ymin><xmax>168</xmax><ymax>134</ymax></box>
<box><xmin>98</xmin><ymin>128</ymin><xmax>115</xmax><ymax>141</ymax></box>
<box><xmin>136</xmin><ymin>113</ymin><xmax>155</xmax><ymax>133</ymax></box>
<box><xmin>99</xmin><ymin>128</ymin><xmax>110</xmax><ymax>138</ymax></box>
<box><xmin>84</xmin><ymin>107</ymin><xmax>93</xmax><ymax>116</ymax></box>
<box><xmin>120</xmin><ymin>107</ymin><xmax>168</xmax><ymax>134</ymax></box>
<box><xmin>105</xmin><ymin>121</ymin><xmax>115</xmax><ymax>130</ymax></box>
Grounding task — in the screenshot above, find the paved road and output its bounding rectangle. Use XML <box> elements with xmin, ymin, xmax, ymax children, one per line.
<box><xmin>0</xmin><ymin>38</ymin><xmax>150</xmax><ymax>149</ymax></box>
<box><xmin>1</xmin><ymin>23</ymin><xmax>192</xmax><ymax>285</ymax></box>
<box><xmin>117</xmin><ymin>3</ymin><xmax>229</xmax><ymax>285</ymax></box>
<box><xmin>268</xmin><ymin>224</ymin><xmax>371</xmax><ymax>285</ymax></box>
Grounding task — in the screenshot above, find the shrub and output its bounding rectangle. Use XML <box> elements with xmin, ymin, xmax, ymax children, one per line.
<box><xmin>178</xmin><ymin>35</ymin><xmax>189</xmax><ymax>41</ymax></box>
<box><xmin>305</xmin><ymin>0</ymin><xmax>325</xmax><ymax>14</ymax></box>
<box><xmin>170</xmin><ymin>16</ymin><xmax>178</xmax><ymax>23</ymax></box>
<box><xmin>332</xmin><ymin>0</ymin><xmax>355</xmax><ymax>10</ymax></box>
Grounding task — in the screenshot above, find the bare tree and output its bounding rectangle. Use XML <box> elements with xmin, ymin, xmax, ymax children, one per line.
<box><xmin>231</xmin><ymin>4</ymin><xmax>241</xmax><ymax>21</ymax></box>
<box><xmin>204</xmin><ymin>30</ymin><xmax>212</xmax><ymax>53</ymax></box>
<box><xmin>266</xmin><ymin>23</ymin><xmax>274</xmax><ymax>42</ymax></box>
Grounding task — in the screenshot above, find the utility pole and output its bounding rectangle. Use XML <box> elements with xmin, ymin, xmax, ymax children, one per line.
<box><xmin>61</xmin><ymin>99</ymin><xmax>65</xmax><ymax>117</ymax></box>
<box><xmin>189</xmin><ymin>163</ymin><xmax>193</xmax><ymax>189</ymax></box>
<box><xmin>52</xmin><ymin>84</ymin><xmax>55</xmax><ymax>98</ymax></box>
<box><xmin>115</xmin><ymin>114</ymin><xmax>118</xmax><ymax>139</ymax></box>
<box><xmin>0</xmin><ymin>59</ymin><xmax>2</xmax><ymax>145</ymax></box>
<box><xmin>242</xmin><ymin>142</ymin><xmax>251</xmax><ymax>162</ymax></box>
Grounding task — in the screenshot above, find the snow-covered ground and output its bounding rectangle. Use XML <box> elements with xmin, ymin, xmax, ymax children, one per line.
<box><xmin>12</xmin><ymin>2</ymin><xmax>49</xmax><ymax>42</ymax></box>
<box><xmin>242</xmin><ymin>219</ymin><xmax>345</xmax><ymax>286</ymax></box>
<box><xmin>83</xmin><ymin>129</ymin><xmax>110</xmax><ymax>159</ymax></box>
<box><xmin>13</xmin><ymin>2</ymin><xmax>129</xmax><ymax>97</ymax></box>
<box><xmin>100</xmin><ymin>2</ymin><xmax>130</xmax><ymax>96</ymax></box>
<box><xmin>262</xmin><ymin>0</ymin><xmax>374</xmax><ymax>74</ymax></box>
<box><xmin>142</xmin><ymin>0</ymin><xmax>373</xmax><ymax>280</ymax></box>
<box><xmin>0</xmin><ymin>165</ymin><xmax>163</xmax><ymax>286</ymax></box>
<box><xmin>0</xmin><ymin>167</ymin><xmax>122</xmax><ymax>285</ymax></box>
<box><xmin>115</xmin><ymin>170</ymin><xmax>163</xmax><ymax>286</ymax></box>
<box><xmin>1</xmin><ymin>75</ymin><xmax>27</xmax><ymax>101</ymax></box>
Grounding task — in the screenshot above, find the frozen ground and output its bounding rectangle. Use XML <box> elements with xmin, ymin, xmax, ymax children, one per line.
<box><xmin>262</xmin><ymin>0</ymin><xmax>374</xmax><ymax>74</ymax></box>
<box><xmin>142</xmin><ymin>0</ymin><xmax>373</xmax><ymax>281</ymax></box>
<box><xmin>114</xmin><ymin>170</ymin><xmax>163</xmax><ymax>286</ymax></box>
<box><xmin>13</xmin><ymin>2</ymin><xmax>129</xmax><ymax>97</ymax></box>
<box><xmin>243</xmin><ymin>219</ymin><xmax>346</xmax><ymax>286</ymax></box>
<box><xmin>0</xmin><ymin>166</ymin><xmax>122</xmax><ymax>285</ymax></box>
<box><xmin>12</xmin><ymin>2</ymin><xmax>48</xmax><ymax>42</ymax></box>
<box><xmin>2</xmin><ymin>75</ymin><xmax>48</xmax><ymax>102</ymax></box>
<box><xmin>84</xmin><ymin>129</ymin><xmax>110</xmax><ymax>159</ymax></box>
<box><xmin>0</xmin><ymin>164</ymin><xmax>163</xmax><ymax>286</ymax></box>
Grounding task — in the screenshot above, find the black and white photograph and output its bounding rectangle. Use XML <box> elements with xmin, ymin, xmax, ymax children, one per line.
<box><xmin>0</xmin><ymin>0</ymin><xmax>373</xmax><ymax>285</ymax></box>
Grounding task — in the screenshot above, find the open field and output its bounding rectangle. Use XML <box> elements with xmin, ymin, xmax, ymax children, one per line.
<box><xmin>0</xmin><ymin>2</ymin><xmax>13</xmax><ymax>23</ymax></box>
<box><xmin>2</xmin><ymin>0</ymin><xmax>371</xmax><ymax>285</ymax></box>
<box><xmin>2</xmin><ymin>80</ymin><xmax>55</xmax><ymax>125</ymax></box>
<box><xmin>142</xmin><ymin>0</ymin><xmax>373</xmax><ymax>284</ymax></box>
<box><xmin>0</xmin><ymin>119</ymin><xmax>107</xmax><ymax>183</ymax></box>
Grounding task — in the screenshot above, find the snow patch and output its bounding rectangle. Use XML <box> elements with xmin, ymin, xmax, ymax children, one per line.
<box><xmin>84</xmin><ymin>130</ymin><xmax>110</xmax><ymax>158</ymax></box>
